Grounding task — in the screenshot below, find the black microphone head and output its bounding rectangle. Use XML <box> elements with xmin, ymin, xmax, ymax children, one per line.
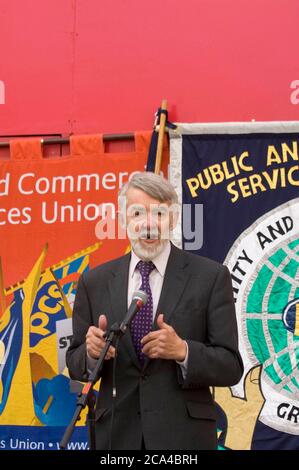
<box><xmin>132</xmin><ymin>290</ymin><xmax>148</xmax><ymax>306</ymax></box>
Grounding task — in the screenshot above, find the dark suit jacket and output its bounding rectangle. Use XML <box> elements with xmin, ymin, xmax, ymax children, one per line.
<box><xmin>66</xmin><ymin>244</ymin><xmax>243</xmax><ymax>450</ymax></box>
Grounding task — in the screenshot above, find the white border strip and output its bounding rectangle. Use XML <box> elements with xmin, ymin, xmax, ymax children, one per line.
<box><xmin>173</xmin><ymin>121</ymin><xmax>299</xmax><ymax>135</ymax></box>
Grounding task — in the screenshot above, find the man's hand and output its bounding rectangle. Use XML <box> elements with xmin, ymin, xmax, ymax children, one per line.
<box><xmin>141</xmin><ymin>314</ymin><xmax>187</xmax><ymax>361</ymax></box>
<box><xmin>86</xmin><ymin>314</ymin><xmax>116</xmax><ymax>360</ymax></box>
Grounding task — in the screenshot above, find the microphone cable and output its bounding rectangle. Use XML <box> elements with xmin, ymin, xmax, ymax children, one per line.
<box><xmin>108</xmin><ymin>334</ymin><xmax>120</xmax><ymax>451</ymax></box>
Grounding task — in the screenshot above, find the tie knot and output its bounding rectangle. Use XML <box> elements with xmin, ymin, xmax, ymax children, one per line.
<box><xmin>137</xmin><ymin>260</ymin><xmax>155</xmax><ymax>277</ymax></box>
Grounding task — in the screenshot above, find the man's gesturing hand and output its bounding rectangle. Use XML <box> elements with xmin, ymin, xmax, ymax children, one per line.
<box><xmin>141</xmin><ymin>314</ymin><xmax>187</xmax><ymax>361</ymax></box>
<box><xmin>86</xmin><ymin>314</ymin><xmax>116</xmax><ymax>360</ymax></box>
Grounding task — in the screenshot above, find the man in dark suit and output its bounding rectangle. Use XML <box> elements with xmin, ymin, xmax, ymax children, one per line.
<box><xmin>66</xmin><ymin>171</ymin><xmax>243</xmax><ymax>450</ymax></box>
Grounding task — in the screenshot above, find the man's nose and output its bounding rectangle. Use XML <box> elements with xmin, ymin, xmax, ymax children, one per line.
<box><xmin>143</xmin><ymin>213</ymin><xmax>157</xmax><ymax>230</ymax></box>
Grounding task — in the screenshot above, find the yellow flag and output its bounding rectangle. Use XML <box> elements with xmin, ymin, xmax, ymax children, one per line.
<box><xmin>0</xmin><ymin>245</ymin><xmax>47</xmax><ymax>425</ymax></box>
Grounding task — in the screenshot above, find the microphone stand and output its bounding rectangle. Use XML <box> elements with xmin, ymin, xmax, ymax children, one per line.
<box><xmin>60</xmin><ymin>322</ymin><xmax>123</xmax><ymax>450</ymax></box>
<box><xmin>60</xmin><ymin>292</ymin><xmax>146</xmax><ymax>450</ymax></box>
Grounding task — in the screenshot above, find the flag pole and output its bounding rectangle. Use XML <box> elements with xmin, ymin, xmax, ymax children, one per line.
<box><xmin>154</xmin><ymin>99</ymin><xmax>167</xmax><ymax>174</ymax></box>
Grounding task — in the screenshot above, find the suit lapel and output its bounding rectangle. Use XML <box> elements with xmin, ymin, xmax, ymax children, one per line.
<box><xmin>155</xmin><ymin>244</ymin><xmax>190</xmax><ymax>325</ymax></box>
<box><xmin>108</xmin><ymin>253</ymin><xmax>141</xmax><ymax>369</ymax></box>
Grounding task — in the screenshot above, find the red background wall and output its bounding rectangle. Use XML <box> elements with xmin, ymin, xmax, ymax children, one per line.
<box><xmin>0</xmin><ymin>0</ymin><xmax>298</xmax><ymax>138</ymax></box>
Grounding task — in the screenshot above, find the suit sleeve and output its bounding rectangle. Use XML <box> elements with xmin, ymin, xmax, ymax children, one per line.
<box><xmin>66</xmin><ymin>274</ymin><xmax>92</xmax><ymax>382</ymax></box>
<box><xmin>180</xmin><ymin>265</ymin><xmax>244</xmax><ymax>388</ymax></box>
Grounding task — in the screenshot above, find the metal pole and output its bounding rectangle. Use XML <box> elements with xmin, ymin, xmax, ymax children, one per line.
<box><xmin>0</xmin><ymin>132</ymin><xmax>135</xmax><ymax>148</ymax></box>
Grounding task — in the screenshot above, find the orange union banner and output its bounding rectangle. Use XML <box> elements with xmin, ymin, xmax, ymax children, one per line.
<box><xmin>0</xmin><ymin>131</ymin><xmax>168</xmax><ymax>450</ymax></box>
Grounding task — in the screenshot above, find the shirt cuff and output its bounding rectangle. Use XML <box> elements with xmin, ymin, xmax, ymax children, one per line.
<box><xmin>176</xmin><ymin>341</ymin><xmax>189</xmax><ymax>380</ymax></box>
<box><xmin>86</xmin><ymin>352</ymin><xmax>98</xmax><ymax>374</ymax></box>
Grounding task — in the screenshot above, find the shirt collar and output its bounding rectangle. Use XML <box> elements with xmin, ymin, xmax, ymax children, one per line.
<box><xmin>130</xmin><ymin>241</ymin><xmax>171</xmax><ymax>278</ymax></box>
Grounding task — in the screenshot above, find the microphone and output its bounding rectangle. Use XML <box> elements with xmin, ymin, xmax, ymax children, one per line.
<box><xmin>119</xmin><ymin>290</ymin><xmax>148</xmax><ymax>334</ymax></box>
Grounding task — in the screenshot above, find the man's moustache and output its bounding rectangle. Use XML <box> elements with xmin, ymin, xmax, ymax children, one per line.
<box><xmin>139</xmin><ymin>231</ymin><xmax>160</xmax><ymax>240</ymax></box>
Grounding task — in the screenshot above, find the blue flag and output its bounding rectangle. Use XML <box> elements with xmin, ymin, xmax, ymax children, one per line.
<box><xmin>170</xmin><ymin>121</ymin><xmax>299</xmax><ymax>450</ymax></box>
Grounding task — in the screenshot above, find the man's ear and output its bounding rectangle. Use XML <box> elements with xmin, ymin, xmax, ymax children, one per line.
<box><xmin>117</xmin><ymin>195</ymin><xmax>128</xmax><ymax>229</ymax></box>
<box><xmin>117</xmin><ymin>210</ymin><xmax>126</xmax><ymax>229</ymax></box>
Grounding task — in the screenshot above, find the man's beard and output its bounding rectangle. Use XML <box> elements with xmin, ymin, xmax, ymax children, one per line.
<box><xmin>130</xmin><ymin>237</ymin><xmax>168</xmax><ymax>261</ymax></box>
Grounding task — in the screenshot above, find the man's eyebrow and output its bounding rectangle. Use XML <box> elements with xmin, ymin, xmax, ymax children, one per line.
<box><xmin>127</xmin><ymin>204</ymin><xmax>146</xmax><ymax>212</ymax></box>
<box><xmin>129</xmin><ymin>204</ymin><xmax>145</xmax><ymax>209</ymax></box>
